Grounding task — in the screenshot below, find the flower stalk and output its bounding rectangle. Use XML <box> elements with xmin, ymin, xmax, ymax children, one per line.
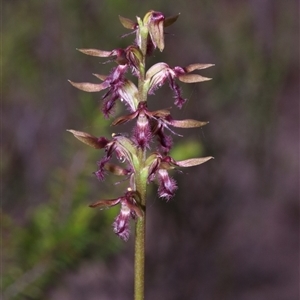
<box><xmin>68</xmin><ymin>10</ymin><xmax>213</xmax><ymax>300</ymax></box>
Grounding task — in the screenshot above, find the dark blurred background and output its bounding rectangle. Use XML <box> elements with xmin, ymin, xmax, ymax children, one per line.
<box><xmin>3</xmin><ymin>0</ymin><xmax>299</xmax><ymax>299</ymax></box>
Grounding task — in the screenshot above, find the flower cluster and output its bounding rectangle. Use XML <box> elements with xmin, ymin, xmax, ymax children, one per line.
<box><xmin>68</xmin><ymin>11</ymin><xmax>213</xmax><ymax>241</ymax></box>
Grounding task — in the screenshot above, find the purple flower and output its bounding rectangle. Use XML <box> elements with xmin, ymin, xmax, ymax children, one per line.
<box><xmin>146</xmin><ymin>63</ymin><xmax>214</xmax><ymax>108</ymax></box>
<box><xmin>66</xmin><ymin>130</ymin><xmax>138</xmax><ymax>181</ymax></box>
<box><xmin>119</xmin><ymin>11</ymin><xmax>180</xmax><ymax>54</ymax></box>
<box><xmin>112</xmin><ymin>102</ymin><xmax>209</xmax><ymax>153</ymax></box>
<box><xmin>69</xmin><ymin>64</ymin><xmax>139</xmax><ymax>117</ymax></box>
<box><xmin>112</xmin><ymin>102</ymin><xmax>153</xmax><ymax>149</ymax></box>
<box><xmin>77</xmin><ymin>46</ymin><xmax>143</xmax><ymax>74</ymax></box>
<box><xmin>146</xmin><ymin>153</ymin><xmax>214</xmax><ymax>201</ymax></box>
<box><xmin>97</xmin><ymin>65</ymin><xmax>138</xmax><ymax>117</ymax></box>
<box><xmin>147</xmin><ymin>154</ymin><xmax>178</xmax><ymax>200</ymax></box>
<box><xmin>89</xmin><ymin>189</ymin><xmax>144</xmax><ymax>241</ymax></box>
<box><xmin>94</xmin><ymin>134</ymin><xmax>138</xmax><ymax>181</ymax></box>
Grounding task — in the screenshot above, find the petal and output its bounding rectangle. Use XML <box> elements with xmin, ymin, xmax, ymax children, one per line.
<box><xmin>148</xmin><ymin>20</ymin><xmax>165</xmax><ymax>51</ymax></box>
<box><xmin>167</xmin><ymin>77</ymin><xmax>186</xmax><ymax>109</ymax></box>
<box><xmin>125</xmin><ymin>46</ymin><xmax>144</xmax><ymax>71</ymax></box>
<box><xmin>113</xmin><ymin>203</ymin><xmax>131</xmax><ymax>241</ymax></box>
<box><xmin>113</xmin><ymin>134</ymin><xmax>139</xmax><ymax>166</ymax></box>
<box><xmin>112</xmin><ymin>111</ymin><xmax>138</xmax><ymax>126</ymax></box>
<box><xmin>94</xmin><ymin>156</ymin><xmax>111</xmax><ymax>181</ymax></box>
<box><xmin>124</xmin><ymin>199</ymin><xmax>144</xmax><ymax>218</ymax></box>
<box><xmin>107</xmin><ymin>64</ymin><xmax>128</xmax><ymax>84</ymax></box>
<box><xmin>102</xmin><ymin>94</ymin><xmax>118</xmax><ymax>118</ymax></box>
<box><xmin>150</xmin><ymin>108</ymin><xmax>171</xmax><ymax>118</ymax></box>
<box><xmin>151</xmin><ymin>121</ymin><xmax>174</xmax><ymax>154</ymax></box>
<box><xmin>145</xmin><ymin>11</ymin><xmax>165</xmax><ymax>51</ymax></box>
<box><xmin>174</xmin><ymin>97</ymin><xmax>187</xmax><ymax>109</ymax></box>
<box><xmin>157</xmin><ymin>169</ymin><xmax>177</xmax><ymax>200</ymax></box>
<box><xmin>132</xmin><ymin>114</ymin><xmax>152</xmax><ymax>149</ymax></box>
<box><xmin>159</xmin><ymin>134</ymin><xmax>173</xmax><ymax>155</ymax></box>
<box><xmin>113</xmin><ymin>213</ymin><xmax>131</xmax><ymax>241</ymax></box>
<box><xmin>145</xmin><ymin>62</ymin><xmax>169</xmax><ymax>81</ymax></box>
<box><xmin>145</xmin><ymin>152</ymin><xmax>161</xmax><ymax>179</ymax></box>
<box><xmin>118</xmin><ymin>79</ymin><xmax>139</xmax><ymax>111</ymax></box>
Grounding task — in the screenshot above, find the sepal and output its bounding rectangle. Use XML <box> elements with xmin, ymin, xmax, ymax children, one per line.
<box><xmin>169</xmin><ymin>119</ymin><xmax>209</xmax><ymax>128</ymax></box>
<box><xmin>68</xmin><ymin>80</ymin><xmax>109</xmax><ymax>92</ymax></box>
<box><xmin>164</xmin><ymin>13</ymin><xmax>180</xmax><ymax>27</ymax></box>
<box><xmin>104</xmin><ymin>163</ymin><xmax>131</xmax><ymax>176</ymax></box>
<box><xmin>119</xmin><ymin>15</ymin><xmax>137</xmax><ymax>29</ymax></box>
<box><xmin>67</xmin><ymin>130</ymin><xmax>109</xmax><ymax>149</ymax></box>
<box><xmin>175</xmin><ymin>156</ymin><xmax>214</xmax><ymax>167</ymax></box>
<box><xmin>178</xmin><ymin>74</ymin><xmax>212</xmax><ymax>83</ymax></box>
<box><xmin>89</xmin><ymin>198</ymin><xmax>120</xmax><ymax>208</ymax></box>
<box><xmin>77</xmin><ymin>48</ymin><xmax>112</xmax><ymax>57</ymax></box>
<box><xmin>184</xmin><ymin>63</ymin><xmax>215</xmax><ymax>72</ymax></box>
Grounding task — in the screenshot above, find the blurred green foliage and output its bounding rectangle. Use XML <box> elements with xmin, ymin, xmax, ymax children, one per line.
<box><xmin>3</xmin><ymin>154</ymin><xmax>122</xmax><ymax>299</ymax></box>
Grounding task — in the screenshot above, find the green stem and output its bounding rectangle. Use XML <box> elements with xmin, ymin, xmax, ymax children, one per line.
<box><xmin>134</xmin><ymin>214</ymin><xmax>145</xmax><ymax>300</ymax></box>
<box><xmin>134</xmin><ymin>25</ymin><xmax>148</xmax><ymax>299</ymax></box>
<box><xmin>134</xmin><ymin>153</ymin><xmax>147</xmax><ymax>299</ymax></box>
<box><xmin>134</xmin><ymin>163</ymin><xmax>147</xmax><ymax>300</ymax></box>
